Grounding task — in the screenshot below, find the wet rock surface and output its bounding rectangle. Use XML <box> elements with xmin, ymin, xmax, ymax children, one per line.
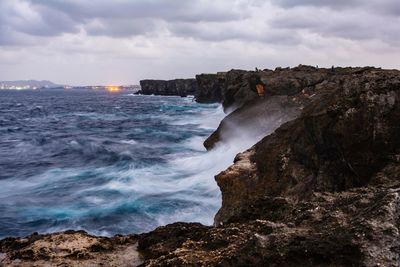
<box><xmin>1</xmin><ymin>66</ymin><xmax>399</xmax><ymax>266</ymax></box>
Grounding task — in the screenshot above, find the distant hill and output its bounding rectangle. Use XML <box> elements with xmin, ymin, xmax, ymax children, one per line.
<box><xmin>0</xmin><ymin>80</ymin><xmax>63</xmax><ymax>89</ymax></box>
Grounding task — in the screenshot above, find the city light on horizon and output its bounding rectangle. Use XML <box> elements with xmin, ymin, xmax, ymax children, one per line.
<box><xmin>106</xmin><ymin>85</ymin><xmax>121</xmax><ymax>92</ymax></box>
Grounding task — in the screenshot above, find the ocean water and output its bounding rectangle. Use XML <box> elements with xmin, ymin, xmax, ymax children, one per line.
<box><xmin>0</xmin><ymin>89</ymin><xmax>231</xmax><ymax>239</ymax></box>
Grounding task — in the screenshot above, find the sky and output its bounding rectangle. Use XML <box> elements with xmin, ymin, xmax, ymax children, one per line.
<box><xmin>0</xmin><ymin>0</ymin><xmax>399</xmax><ymax>85</ymax></box>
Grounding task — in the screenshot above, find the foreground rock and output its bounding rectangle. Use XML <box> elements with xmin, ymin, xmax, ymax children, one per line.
<box><xmin>0</xmin><ymin>231</ymin><xmax>141</xmax><ymax>266</ymax></box>
<box><xmin>140</xmin><ymin>186</ymin><xmax>399</xmax><ymax>266</ymax></box>
<box><xmin>138</xmin><ymin>79</ymin><xmax>198</xmax><ymax>97</ymax></box>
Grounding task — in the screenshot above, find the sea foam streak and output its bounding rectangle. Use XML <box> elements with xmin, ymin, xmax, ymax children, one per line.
<box><xmin>0</xmin><ymin>91</ymin><xmax>243</xmax><ymax>238</ymax></box>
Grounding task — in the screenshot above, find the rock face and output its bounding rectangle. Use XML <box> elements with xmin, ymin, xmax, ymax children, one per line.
<box><xmin>195</xmin><ymin>70</ymin><xmax>262</xmax><ymax>111</ymax></box>
<box><xmin>1</xmin><ymin>66</ymin><xmax>399</xmax><ymax>267</ymax></box>
<box><xmin>197</xmin><ymin>66</ymin><xmax>330</xmax><ymax>113</ymax></box>
<box><xmin>215</xmin><ymin>68</ymin><xmax>400</xmax><ymax>224</ymax></box>
<box><xmin>138</xmin><ymin>79</ymin><xmax>198</xmax><ymax>97</ymax></box>
<box><xmin>203</xmin><ymin>66</ymin><xmax>391</xmax><ymax>150</ymax></box>
<box><xmin>195</xmin><ymin>73</ymin><xmax>225</xmax><ymax>103</ymax></box>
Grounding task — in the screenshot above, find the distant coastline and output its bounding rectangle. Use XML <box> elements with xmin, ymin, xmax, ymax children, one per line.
<box><xmin>0</xmin><ymin>80</ymin><xmax>141</xmax><ymax>92</ymax></box>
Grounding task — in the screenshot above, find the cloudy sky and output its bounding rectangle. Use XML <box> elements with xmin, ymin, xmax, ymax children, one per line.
<box><xmin>0</xmin><ymin>0</ymin><xmax>399</xmax><ymax>85</ymax></box>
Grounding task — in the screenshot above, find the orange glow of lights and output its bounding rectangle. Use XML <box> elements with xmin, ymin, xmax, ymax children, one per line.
<box><xmin>106</xmin><ymin>86</ymin><xmax>121</xmax><ymax>92</ymax></box>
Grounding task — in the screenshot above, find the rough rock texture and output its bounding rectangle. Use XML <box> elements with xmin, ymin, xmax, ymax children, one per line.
<box><xmin>138</xmin><ymin>79</ymin><xmax>198</xmax><ymax>97</ymax></box>
<box><xmin>195</xmin><ymin>70</ymin><xmax>262</xmax><ymax>110</ymax></box>
<box><xmin>221</xmin><ymin>69</ymin><xmax>261</xmax><ymax>111</ymax></box>
<box><xmin>138</xmin><ymin>185</ymin><xmax>400</xmax><ymax>266</ymax></box>
<box><xmin>195</xmin><ymin>73</ymin><xmax>226</xmax><ymax>103</ymax></box>
<box><xmin>1</xmin><ymin>66</ymin><xmax>399</xmax><ymax>267</ymax></box>
<box><xmin>215</xmin><ymin>68</ymin><xmax>400</xmax><ymax>224</ymax></box>
<box><xmin>204</xmin><ymin>66</ymin><xmax>393</xmax><ymax>150</ymax></box>
<box><xmin>197</xmin><ymin>65</ymin><xmax>332</xmax><ymax>113</ymax></box>
<box><xmin>0</xmin><ymin>231</ymin><xmax>142</xmax><ymax>266</ymax></box>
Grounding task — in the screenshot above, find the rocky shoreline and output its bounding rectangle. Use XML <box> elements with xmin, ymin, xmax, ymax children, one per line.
<box><xmin>1</xmin><ymin>66</ymin><xmax>399</xmax><ymax>266</ymax></box>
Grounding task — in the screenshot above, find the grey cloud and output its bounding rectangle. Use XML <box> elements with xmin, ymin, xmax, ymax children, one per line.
<box><xmin>85</xmin><ymin>18</ymin><xmax>159</xmax><ymax>38</ymax></box>
<box><xmin>0</xmin><ymin>0</ymin><xmax>399</xmax><ymax>48</ymax></box>
<box><xmin>270</xmin><ymin>4</ymin><xmax>400</xmax><ymax>45</ymax></box>
<box><xmin>0</xmin><ymin>0</ymin><xmax>78</xmax><ymax>45</ymax></box>
<box><xmin>1</xmin><ymin>0</ymin><xmax>250</xmax><ymax>41</ymax></box>
<box><xmin>271</xmin><ymin>0</ymin><xmax>362</xmax><ymax>10</ymax></box>
<box><xmin>271</xmin><ymin>0</ymin><xmax>400</xmax><ymax>17</ymax></box>
<box><xmin>14</xmin><ymin>5</ymin><xmax>78</xmax><ymax>37</ymax></box>
<box><xmin>169</xmin><ymin>22</ymin><xmax>301</xmax><ymax>45</ymax></box>
<box><xmin>29</xmin><ymin>0</ymin><xmax>243</xmax><ymax>23</ymax></box>
<box><xmin>369</xmin><ymin>0</ymin><xmax>400</xmax><ymax>16</ymax></box>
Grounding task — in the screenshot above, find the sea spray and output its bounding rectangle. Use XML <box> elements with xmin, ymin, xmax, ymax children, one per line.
<box><xmin>0</xmin><ymin>91</ymin><xmax>230</xmax><ymax>238</ymax></box>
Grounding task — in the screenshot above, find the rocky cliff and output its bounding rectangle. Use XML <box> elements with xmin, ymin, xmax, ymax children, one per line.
<box><xmin>195</xmin><ymin>70</ymin><xmax>261</xmax><ymax>111</ymax></box>
<box><xmin>138</xmin><ymin>79</ymin><xmax>198</xmax><ymax>97</ymax></box>
<box><xmin>1</xmin><ymin>66</ymin><xmax>399</xmax><ymax>267</ymax></box>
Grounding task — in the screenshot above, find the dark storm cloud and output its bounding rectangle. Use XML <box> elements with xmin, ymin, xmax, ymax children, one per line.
<box><xmin>0</xmin><ymin>0</ymin><xmax>78</xmax><ymax>44</ymax></box>
<box><xmin>29</xmin><ymin>0</ymin><xmax>243</xmax><ymax>23</ymax></box>
<box><xmin>0</xmin><ymin>0</ymin><xmax>251</xmax><ymax>43</ymax></box>
<box><xmin>0</xmin><ymin>0</ymin><xmax>399</xmax><ymax>47</ymax></box>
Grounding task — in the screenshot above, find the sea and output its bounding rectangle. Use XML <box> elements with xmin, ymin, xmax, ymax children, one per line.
<box><xmin>0</xmin><ymin>89</ymin><xmax>242</xmax><ymax>239</ymax></box>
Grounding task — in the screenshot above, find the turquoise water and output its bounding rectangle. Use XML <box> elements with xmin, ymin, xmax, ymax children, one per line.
<box><xmin>0</xmin><ymin>89</ymin><xmax>225</xmax><ymax>238</ymax></box>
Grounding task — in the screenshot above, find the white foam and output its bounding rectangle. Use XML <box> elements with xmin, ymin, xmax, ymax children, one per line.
<box><xmin>120</xmin><ymin>139</ymin><xmax>138</xmax><ymax>145</ymax></box>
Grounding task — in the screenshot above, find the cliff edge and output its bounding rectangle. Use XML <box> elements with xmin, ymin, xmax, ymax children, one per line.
<box><xmin>138</xmin><ymin>79</ymin><xmax>198</xmax><ymax>97</ymax></box>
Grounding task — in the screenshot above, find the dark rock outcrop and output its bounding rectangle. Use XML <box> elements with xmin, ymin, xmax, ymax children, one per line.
<box><xmin>139</xmin><ymin>186</ymin><xmax>400</xmax><ymax>266</ymax></box>
<box><xmin>195</xmin><ymin>73</ymin><xmax>225</xmax><ymax>103</ymax></box>
<box><xmin>197</xmin><ymin>66</ymin><xmax>329</xmax><ymax>113</ymax></box>
<box><xmin>203</xmin><ymin>66</ymin><xmax>390</xmax><ymax>150</ymax></box>
<box><xmin>138</xmin><ymin>79</ymin><xmax>198</xmax><ymax>97</ymax></box>
<box><xmin>215</xmin><ymin>68</ymin><xmax>400</xmax><ymax>224</ymax></box>
<box><xmin>195</xmin><ymin>70</ymin><xmax>262</xmax><ymax>111</ymax></box>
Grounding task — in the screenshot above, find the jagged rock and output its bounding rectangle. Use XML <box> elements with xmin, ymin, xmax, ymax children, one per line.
<box><xmin>221</xmin><ymin>70</ymin><xmax>261</xmax><ymax>111</ymax></box>
<box><xmin>195</xmin><ymin>73</ymin><xmax>225</xmax><ymax>103</ymax></box>
<box><xmin>140</xmin><ymin>186</ymin><xmax>400</xmax><ymax>266</ymax></box>
<box><xmin>203</xmin><ymin>66</ymin><xmax>393</xmax><ymax>150</ymax></box>
<box><xmin>195</xmin><ymin>70</ymin><xmax>262</xmax><ymax>111</ymax></box>
<box><xmin>138</xmin><ymin>79</ymin><xmax>198</xmax><ymax>97</ymax></box>
<box><xmin>215</xmin><ymin>68</ymin><xmax>400</xmax><ymax>224</ymax></box>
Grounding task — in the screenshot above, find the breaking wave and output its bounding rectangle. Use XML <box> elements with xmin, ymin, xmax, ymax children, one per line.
<box><xmin>0</xmin><ymin>90</ymin><xmax>248</xmax><ymax>238</ymax></box>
